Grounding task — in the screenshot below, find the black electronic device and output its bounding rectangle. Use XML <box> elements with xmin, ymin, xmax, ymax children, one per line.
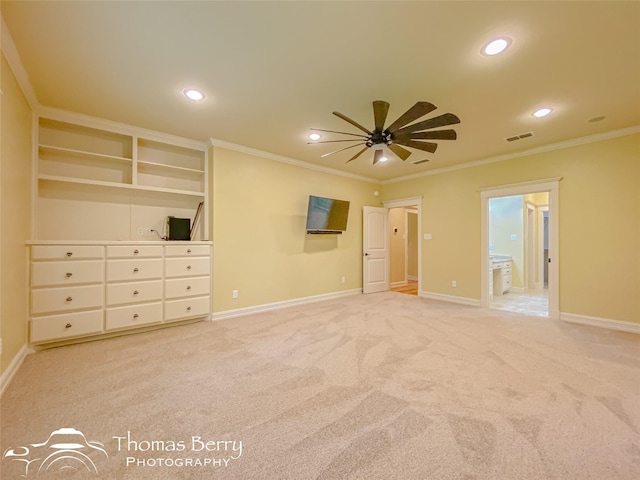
<box><xmin>167</xmin><ymin>217</ymin><xmax>190</xmax><ymax>241</ymax></box>
<box><xmin>305</xmin><ymin>195</ymin><xmax>350</xmax><ymax>234</ymax></box>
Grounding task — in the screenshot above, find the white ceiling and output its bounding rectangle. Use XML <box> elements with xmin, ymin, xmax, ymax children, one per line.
<box><xmin>3</xmin><ymin>1</ymin><xmax>640</xmax><ymax>182</ymax></box>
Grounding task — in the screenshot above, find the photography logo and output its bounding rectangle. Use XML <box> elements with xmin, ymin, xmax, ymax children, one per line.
<box><xmin>3</xmin><ymin>427</ymin><xmax>108</xmax><ymax>477</ymax></box>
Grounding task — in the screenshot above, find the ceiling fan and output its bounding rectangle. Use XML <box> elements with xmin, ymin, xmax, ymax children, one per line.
<box><xmin>309</xmin><ymin>101</ymin><xmax>460</xmax><ymax>165</ymax></box>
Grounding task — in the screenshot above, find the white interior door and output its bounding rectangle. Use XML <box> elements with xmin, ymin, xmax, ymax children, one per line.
<box><xmin>363</xmin><ymin>206</ymin><xmax>389</xmax><ymax>294</ymax></box>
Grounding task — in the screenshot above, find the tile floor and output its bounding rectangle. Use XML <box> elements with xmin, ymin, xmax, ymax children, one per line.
<box><xmin>491</xmin><ymin>291</ymin><xmax>549</xmax><ymax>317</ymax></box>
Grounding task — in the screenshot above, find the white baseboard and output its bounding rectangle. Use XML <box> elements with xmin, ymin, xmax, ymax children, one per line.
<box><xmin>212</xmin><ymin>289</ymin><xmax>362</xmax><ymax>321</ymax></box>
<box><xmin>1</xmin><ymin>344</ymin><xmax>31</xmax><ymax>397</ymax></box>
<box><xmin>408</xmin><ymin>275</ymin><xmax>418</xmax><ymax>281</ymax></box>
<box><xmin>560</xmin><ymin>312</ymin><xmax>640</xmax><ymax>334</ymax></box>
<box><xmin>390</xmin><ymin>281</ymin><xmax>407</xmax><ymax>288</ymax></box>
<box><xmin>418</xmin><ymin>291</ymin><xmax>481</xmax><ymax>307</ymax></box>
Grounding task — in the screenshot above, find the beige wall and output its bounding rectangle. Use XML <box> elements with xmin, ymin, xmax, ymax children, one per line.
<box><xmin>1</xmin><ymin>53</ymin><xmax>32</xmax><ymax>375</ymax></box>
<box><xmin>211</xmin><ymin>147</ymin><xmax>380</xmax><ymax>313</ymax></box>
<box><xmin>382</xmin><ymin>133</ymin><xmax>640</xmax><ymax>324</ymax></box>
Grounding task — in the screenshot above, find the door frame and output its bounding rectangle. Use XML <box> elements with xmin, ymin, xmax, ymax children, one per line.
<box><xmin>383</xmin><ymin>196</ymin><xmax>422</xmax><ymax>294</ymax></box>
<box><xmin>480</xmin><ymin>178</ymin><xmax>560</xmax><ymax>319</ymax></box>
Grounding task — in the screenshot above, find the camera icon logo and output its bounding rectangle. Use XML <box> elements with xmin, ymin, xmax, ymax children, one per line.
<box><xmin>3</xmin><ymin>427</ymin><xmax>108</xmax><ymax>477</ymax></box>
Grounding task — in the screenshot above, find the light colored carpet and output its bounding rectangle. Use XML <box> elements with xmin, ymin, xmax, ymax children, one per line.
<box><xmin>2</xmin><ymin>292</ymin><xmax>639</xmax><ymax>479</ymax></box>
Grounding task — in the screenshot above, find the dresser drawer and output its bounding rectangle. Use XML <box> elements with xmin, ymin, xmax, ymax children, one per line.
<box><xmin>107</xmin><ymin>280</ymin><xmax>162</xmax><ymax>306</ymax></box>
<box><xmin>106</xmin><ymin>245</ymin><xmax>163</xmax><ymax>258</ymax></box>
<box><xmin>31</xmin><ymin>310</ymin><xmax>103</xmax><ymax>343</ymax></box>
<box><xmin>164</xmin><ymin>296</ymin><xmax>210</xmax><ymax>321</ymax></box>
<box><xmin>165</xmin><ymin>257</ymin><xmax>210</xmax><ymax>278</ymax></box>
<box><xmin>106</xmin><ymin>302</ymin><xmax>162</xmax><ymax>330</ymax></box>
<box><xmin>165</xmin><ymin>276</ymin><xmax>210</xmax><ymax>299</ymax></box>
<box><xmin>32</xmin><ymin>245</ymin><xmax>104</xmax><ymax>261</ymax></box>
<box><xmin>32</xmin><ymin>260</ymin><xmax>104</xmax><ymax>287</ymax></box>
<box><xmin>502</xmin><ymin>267</ymin><xmax>512</xmax><ymax>276</ymax></box>
<box><xmin>32</xmin><ymin>284</ymin><xmax>104</xmax><ymax>315</ymax></box>
<box><xmin>503</xmin><ymin>275</ymin><xmax>512</xmax><ymax>292</ymax></box>
<box><xmin>165</xmin><ymin>245</ymin><xmax>210</xmax><ymax>257</ymax></box>
<box><xmin>106</xmin><ymin>258</ymin><xmax>163</xmax><ymax>282</ymax></box>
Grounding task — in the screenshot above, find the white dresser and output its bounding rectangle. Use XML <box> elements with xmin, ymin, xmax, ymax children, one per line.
<box><xmin>29</xmin><ymin>241</ymin><xmax>212</xmax><ymax>344</ymax></box>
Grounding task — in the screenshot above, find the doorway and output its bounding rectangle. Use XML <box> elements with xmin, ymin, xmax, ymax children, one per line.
<box><xmin>384</xmin><ymin>197</ymin><xmax>422</xmax><ymax>295</ymax></box>
<box><xmin>389</xmin><ymin>207</ymin><xmax>419</xmax><ymax>295</ymax></box>
<box><xmin>488</xmin><ymin>194</ymin><xmax>549</xmax><ymax>316</ymax></box>
<box><xmin>480</xmin><ymin>179</ymin><xmax>559</xmax><ymax>319</ymax></box>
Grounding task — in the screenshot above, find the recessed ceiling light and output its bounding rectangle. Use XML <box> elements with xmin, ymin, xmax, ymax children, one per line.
<box><xmin>482</xmin><ymin>37</ymin><xmax>511</xmax><ymax>56</ymax></box>
<box><xmin>378</xmin><ymin>156</ymin><xmax>388</xmax><ymax>163</ymax></box>
<box><xmin>183</xmin><ymin>88</ymin><xmax>205</xmax><ymax>101</ymax></box>
<box><xmin>308</xmin><ymin>132</ymin><xmax>322</xmax><ymax>141</ymax></box>
<box><xmin>532</xmin><ymin>107</ymin><xmax>553</xmax><ymax>118</ymax></box>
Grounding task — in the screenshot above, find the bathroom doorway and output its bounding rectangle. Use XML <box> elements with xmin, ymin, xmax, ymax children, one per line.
<box><xmin>488</xmin><ymin>193</ymin><xmax>549</xmax><ymax>316</ymax></box>
<box><xmin>480</xmin><ymin>179</ymin><xmax>559</xmax><ymax>319</ymax></box>
<box><xmin>389</xmin><ymin>207</ymin><xmax>419</xmax><ymax>295</ymax></box>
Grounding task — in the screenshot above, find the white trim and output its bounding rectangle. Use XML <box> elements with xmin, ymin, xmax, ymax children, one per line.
<box><xmin>383</xmin><ymin>126</ymin><xmax>640</xmax><ymax>185</ymax></box>
<box><xmin>560</xmin><ymin>313</ymin><xmax>640</xmax><ymax>334</ymax></box>
<box><xmin>408</xmin><ymin>275</ymin><xmax>418</xmax><ymax>281</ymax></box>
<box><xmin>1</xmin><ymin>15</ymin><xmax>39</xmax><ymax>110</ymax></box>
<box><xmin>209</xmin><ymin>137</ymin><xmax>378</xmax><ymax>184</ymax></box>
<box><xmin>211</xmin><ymin>289</ymin><xmax>361</xmax><ymax>321</ymax></box>
<box><xmin>419</xmin><ymin>291</ymin><xmax>482</xmax><ymax>307</ymax></box>
<box><xmin>1</xmin><ymin>344</ymin><xmax>32</xmax><ymax>397</ymax></box>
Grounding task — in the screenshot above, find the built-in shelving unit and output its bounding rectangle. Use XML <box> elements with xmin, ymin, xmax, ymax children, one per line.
<box><xmin>34</xmin><ymin>113</ymin><xmax>209</xmax><ymax>241</ymax></box>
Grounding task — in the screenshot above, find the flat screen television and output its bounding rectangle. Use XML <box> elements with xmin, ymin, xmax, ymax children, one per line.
<box><xmin>306</xmin><ymin>195</ymin><xmax>350</xmax><ymax>234</ymax></box>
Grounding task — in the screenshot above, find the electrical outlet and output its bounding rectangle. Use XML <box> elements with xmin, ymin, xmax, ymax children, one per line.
<box><xmin>452</xmin><ymin>280</ymin><xmax>457</xmax><ymax>287</ymax></box>
<box><xmin>232</xmin><ymin>290</ymin><xmax>239</xmax><ymax>299</ymax></box>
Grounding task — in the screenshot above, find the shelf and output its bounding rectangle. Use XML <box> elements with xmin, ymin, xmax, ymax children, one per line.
<box><xmin>38</xmin><ymin>174</ymin><xmax>205</xmax><ymax>197</ymax></box>
<box><xmin>137</xmin><ymin>160</ymin><xmax>204</xmax><ymax>175</ymax></box>
<box><xmin>39</xmin><ymin>144</ymin><xmax>133</xmax><ymax>163</ymax></box>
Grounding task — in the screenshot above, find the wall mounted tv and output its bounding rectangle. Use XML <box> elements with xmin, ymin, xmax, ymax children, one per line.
<box><xmin>305</xmin><ymin>195</ymin><xmax>350</xmax><ymax>234</ymax></box>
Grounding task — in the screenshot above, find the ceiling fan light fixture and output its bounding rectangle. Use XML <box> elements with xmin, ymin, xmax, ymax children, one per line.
<box><xmin>183</xmin><ymin>88</ymin><xmax>205</xmax><ymax>101</ymax></box>
<box><xmin>482</xmin><ymin>37</ymin><xmax>511</xmax><ymax>56</ymax></box>
<box><xmin>532</xmin><ymin>107</ymin><xmax>553</xmax><ymax>118</ymax></box>
<box><xmin>308</xmin><ymin>132</ymin><xmax>322</xmax><ymax>141</ymax></box>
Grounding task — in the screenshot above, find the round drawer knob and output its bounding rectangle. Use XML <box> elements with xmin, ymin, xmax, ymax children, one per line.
<box><xmin>65</xmin><ymin>323</ymin><xmax>72</xmax><ymax>329</ymax></box>
<box><xmin>65</xmin><ymin>272</ymin><xmax>73</xmax><ymax>278</ymax></box>
<box><xmin>66</xmin><ymin>252</ymin><xmax>73</xmax><ymax>257</ymax></box>
<box><xmin>133</xmin><ymin>249</ymin><xmax>139</xmax><ymax>254</ymax></box>
<box><xmin>133</xmin><ymin>267</ymin><xmax>139</xmax><ymax>273</ymax></box>
<box><xmin>187</xmin><ymin>265</ymin><xmax>192</xmax><ymax>270</ymax></box>
<box><xmin>133</xmin><ymin>314</ymin><xmax>139</xmax><ymax>319</ymax></box>
<box><xmin>187</xmin><ymin>306</ymin><xmax>192</xmax><ymax>311</ymax></box>
<box><xmin>187</xmin><ymin>249</ymin><xmax>192</xmax><ymax>253</ymax></box>
<box><xmin>133</xmin><ymin>290</ymin><xmax>139</xmax><ymax>295</ymax></box>
<box><xmin>66</xmin><ymin>297</ymin><xmax>73</xmax><ymax>302</ymax></box>
<box><xmin>186</xmin><ymin>285</ymin><xmax>192</xmax><ymax>290</ymax></box>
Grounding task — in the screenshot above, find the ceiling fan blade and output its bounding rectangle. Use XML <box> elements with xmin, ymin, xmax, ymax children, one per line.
<box><xmin>373</xmin><ymin>149</ymin><xmax>386</xmax><ymax>165</ymax></box>
<box><xmin>393</xmin><ymin>138</ymin><xmax>439</xmax><ymax>153</ymax></box>
<box><xmin>384</xmin><ymin>101</ymin><xmax>438</xmax><ymax>134</ymax></box>
<box><xmin>411</xmin><ymin>158</ymin><xmax>430</xmax><ymax>165</ymax></box>
<box><xmin>395</xmin><ymin>129</ymin><xmax>457</xmax><ymax>141</ymax></box>
<box><xmin>310</xmin><ymin>128</ymin><xmax>369</xmax><ymax>138</ymax></box>
<box><xmin>346</xmin><ymin>147</ymin><xmax>369</xmax><ymax>163</ymax></box>
<box><xmin>387</xmin><ymin>143</ymin><xmax>412</xmax><ymax>161</ymax></box>
<box><xmin>393</xmin><ymin>113</ymin><xmax>461</xmax><ymax>137</ymax></box>
<box><xmin>321</xmin><ymin>143</ymin><xmax>366</xmax><ymax>158</ymax></box>
<box><xmin>308</xmin><ymin>139</ymin><xmax>366</xmax><ymax>144</ymax></box>
<box><xmin>373</xmin><ymin>100</ymin><xmax>390</xmax><ymax>132</ymax></box>
<box><xmin>333</xmin><ymin>111</ymin><xmax>372</xmax><ymax>135</ymax></box>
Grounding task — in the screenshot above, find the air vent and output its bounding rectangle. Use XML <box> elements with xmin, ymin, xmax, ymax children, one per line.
<box><xmin>411</xmin><ymin>159</ymin><xmax>430</xmax><ymax>165</ymax></box>
<box><xmin>506</xmin><ymin>132</ymin><xmax>534</xmax><ymax>142</ymax></box>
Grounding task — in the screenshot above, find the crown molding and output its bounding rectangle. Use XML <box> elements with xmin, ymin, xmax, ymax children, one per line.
<box><xmin>208</xmin><ymin>137</ymin><xmax>380</xmax><ymax>184</ymax></box>
<box><xmin>383</xmin><ymin>125</ymin><xmax>640</xmax><ymax>185</ymax></box>
<box><xmin>1</xmin><ymin>14</ymin><xmax>39</xmax><ymax>110</ymax></box>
